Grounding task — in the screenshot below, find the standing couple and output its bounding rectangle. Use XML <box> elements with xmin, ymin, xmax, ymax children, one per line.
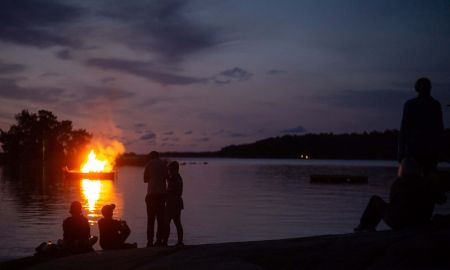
<box><xmin>144</xmin><ymin>151</ymin><xmax>184</xmax><ymax>247</ymax></box>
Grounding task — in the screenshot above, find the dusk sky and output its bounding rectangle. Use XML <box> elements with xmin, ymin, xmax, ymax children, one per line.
<box><xmin>0</xmin><ymin>0</ymin><xmax>449</xmax><ymax>153</ymax></box>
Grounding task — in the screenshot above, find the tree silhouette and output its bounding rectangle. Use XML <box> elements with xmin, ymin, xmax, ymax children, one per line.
<box><xmin>0</xmin><ymin>110</ymin><xmax>91</xmax><ymax>170</ymax></box>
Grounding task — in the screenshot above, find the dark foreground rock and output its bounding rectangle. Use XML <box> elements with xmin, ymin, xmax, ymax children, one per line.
<box><xmin>3</xmin><ymin>228</ymin><xmax>450</xmax><ymax>270</ymax></box>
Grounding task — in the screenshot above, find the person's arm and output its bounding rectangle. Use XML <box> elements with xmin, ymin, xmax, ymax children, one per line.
<box><xmin>438</xmin><ymin>103</ymin><xmax>444</xmax><ymax>132</ymax></box>
<box><xmin>119</xmin><ymin>220</ymin><xmax>131</xmax><ymax>235</ymax></box>
<box><xmin>179</xmin><ymin>176</ymin><xmax>183</xmax><ymax>197</ymax></box>
<box><xmin>398</xmin><ymin>102</ymin><xmax>410</xmax><ymax>162</ymax></box>
<box><xmin>144</xmin><ymin>163</ymin><xmax>150</xmax><ymax>183</ymax></box>
<box><xmin>82</xmin><ymin>217</ymin><xmax>91</xmax><ymax>239</ymax></box>
<box><xmin>174</xmin><ymin>175</ymin><xmax>183</xmax><ymax>197</ymax></box>
<box><xmin>62</xmin><ymin>219</ymin><xmax>69</xmax><ymax>241</ymax></box>
<box><xmin>389</xmin><ymin>179</ymin><xmax>401</xmax><ymax>203</ymax></box>
<box><xmin>437</xmin><ymin>102</ymin><xmax>445</xmax><ymax>160</ymax></box>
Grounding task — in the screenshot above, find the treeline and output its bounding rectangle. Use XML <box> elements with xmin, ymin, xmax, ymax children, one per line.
<box><xmin>218</xmin><ymin>130</ymin><xmax>450</xmax><ymax>160</ymax></box>
<box><xmin>116</xmin><ymin>129</ymin><xmax>450</xmax><ymax>165</ymax></box>
<box><xmin>115</xmin><ymin>151</ymin><xmax>217</xmax><ymax>166</ymax></box>
<box><xmin>0</xmin><ymin>110</ymin><xmax>91</xmax><ymax>171</ymax></box>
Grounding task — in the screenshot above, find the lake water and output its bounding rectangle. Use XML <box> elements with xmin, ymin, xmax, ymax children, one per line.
<box><xmin>1</xmin><ymin>158</ymin><xmax>449</xmax><ymax>261</ymax></box>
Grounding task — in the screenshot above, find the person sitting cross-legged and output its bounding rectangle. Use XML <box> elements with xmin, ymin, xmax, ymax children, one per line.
<box><xmin>62</xmin><ymin>201</ymin><xmax>98</xmax><ymax>253</ymax></box>
<box><xmin>98</xmin><ymin>204</ymin><xmax>137</xmax><ymax>250</ymax></box>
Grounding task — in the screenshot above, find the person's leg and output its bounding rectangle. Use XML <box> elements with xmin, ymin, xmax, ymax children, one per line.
<box><xmin>146</xmin><ymin>194</ymin><xmax>157</xmax><ymax>246</ymax></box>
<box><xmin>355</xmin><ymin>195</ymin><xmax>388</xmax><ymax>231</ymax></box>
<box><xmin>164</xmin><ymin>215</ymin><xmax>172</xmax><ymax>244</ymax></box>
<box><xmin>173</xmin><ymin>210</ymin><xmax>183</xmax><ymax>245</ymax></box>
<box><xmin>163</xmin><ymin>201</ymin><xmax>176</xmax><ymax>244</ymax></box>
<box><xmin>155</xmin><ymin>195</ymin><xmax>166</xmax><ymax>245</ymax></box>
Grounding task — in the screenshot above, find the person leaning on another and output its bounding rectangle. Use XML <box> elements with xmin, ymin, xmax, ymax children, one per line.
<box><xmin>163</xmin><ymin>161</ymin><xmax>184</xmax><ymax>246</ymax></box>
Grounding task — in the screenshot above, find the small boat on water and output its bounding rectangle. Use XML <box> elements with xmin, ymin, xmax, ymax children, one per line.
<box><xmin>63</xmin><ymin>168</ymin><xmax>115</xmax><ymax>180</ymax></box>
<box><xmin>310</xmin><ymin>174</ymin><xmax>368</xmax><ymax>184</ymax></box>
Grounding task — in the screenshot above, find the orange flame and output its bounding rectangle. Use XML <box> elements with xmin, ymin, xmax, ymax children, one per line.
<box><xmin>80</xmin><ymin>140</ymin><xmax>125</xmax><ymax>172</ymax></box>
<box><xmin>81</xmin><ymin>150</ymin><xmax>108</xmax><ymax>172</ymax></box>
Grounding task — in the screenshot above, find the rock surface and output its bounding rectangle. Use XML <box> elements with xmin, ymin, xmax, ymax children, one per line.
<box><xmin>3</xmin><ymin>228</ymin><xmax>450</xmax><ymax>270</ymax></box>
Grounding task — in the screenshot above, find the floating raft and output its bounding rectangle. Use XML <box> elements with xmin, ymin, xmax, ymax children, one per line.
<box><xmin>310</xmin><ymin>174</ymin><xmax>368</xmax><ymax>184</ymax></box>
<box><xmin>64</xmin><ymin>170</ymin><xmax>115</xmax><ymax>180</ymax></box>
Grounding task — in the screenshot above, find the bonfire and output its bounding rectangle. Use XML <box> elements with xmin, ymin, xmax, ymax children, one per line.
<box><xmin>64</xmin><ymin>141</ymin><xmax>124</xmax><ymax>180</ymax></box>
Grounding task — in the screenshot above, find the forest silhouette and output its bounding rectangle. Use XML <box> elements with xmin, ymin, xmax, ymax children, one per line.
<box><xmin>0</xmin><ymin>110</ymin><xmax>91</xmax><ymax>172</ymax></box>
<box><xmin>1</xmin><ymin>110</ymin><xmax>449</xmax><ymax>169</ymax></box>
<box><xmin>118</xmin><ymin>130</ymin><xmax>450</xmax><ymax>165</ymax></box>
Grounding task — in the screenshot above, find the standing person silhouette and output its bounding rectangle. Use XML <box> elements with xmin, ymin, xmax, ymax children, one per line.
<box><xmin>144</xmin><ymin>151</ymin><xmax>168</xmax><ymax>247</ymax></box>
<box><xmin>163</xmin><ymin>161</ymin><xmax>184</xmax><ymax>246</ymax></box>
<box><xmin>398</xmin><ymin>77</ymin><xmax>444</xmax><ymax>176</ymax></box>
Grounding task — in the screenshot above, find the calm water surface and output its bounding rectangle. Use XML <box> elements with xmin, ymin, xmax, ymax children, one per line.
<box><xmin>1</xmin><ymin>158</ymin><xmax>449</xmax><ymax>261</ymax></box>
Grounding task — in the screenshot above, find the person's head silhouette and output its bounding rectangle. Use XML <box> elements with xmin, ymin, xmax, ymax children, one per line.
<box><xmin>69</xmin><ymin>201</ymin><xmax>83</xmax><ymax>216</ymax></box>
<box><xmin>101</xmin><ymin>204</ymin><xmax>116</xmax><ymax>219</ymax></box>
<box><xmin>169</xmin><ymin>161</ymin><xmax>179</xmax><ymax>176</ymax></box>
<box><xmin>148</xmin><ymin>151</ymin><xmax>159</xmax><ymax>160</ymax></box>
<box><xmin>415</xmin><ymin>77</ymin><xmax>431</xmax><ymax>96</ymax></box>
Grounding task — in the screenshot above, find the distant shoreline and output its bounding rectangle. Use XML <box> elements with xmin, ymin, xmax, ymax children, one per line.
<box><xmin>117</xmin><ymin>129</ymin><xmax>450</xmax><ymax>166</ymax></box>
<box><xmin>118</xmin><ymin>154</ymin><xmax>450</xmax><ymax>168</ymax></box>
<box><xmin>117</xmin><ymin>153</ymin><xmax>400</xmax><ymax>167</ymax></box>
<box><xmin>2</xmin><ymin>129</ymin><xmax>449</xmax><ymax>167</ymax></box>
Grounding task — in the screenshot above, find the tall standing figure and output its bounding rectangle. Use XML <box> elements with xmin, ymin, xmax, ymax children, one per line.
<box><xmin>144</xmin><ymin>151</ymin><xmax>168</xmax><ymax>247</ymax></box>
<box><xmin>398</xmin><ymin>77</ymin><xmax>444</xmax><ymax>176</ymax></box>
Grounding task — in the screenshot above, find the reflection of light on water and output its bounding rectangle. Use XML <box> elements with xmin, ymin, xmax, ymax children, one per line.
<box><xmin>82</xmin><ymin>179</ymin><xmax>101</xmax><ymax>211</ymax></box>
<box><xmin>81</xmin><ymin>179</ymin><xmax>120</xmax><ymax>224</ymax></box>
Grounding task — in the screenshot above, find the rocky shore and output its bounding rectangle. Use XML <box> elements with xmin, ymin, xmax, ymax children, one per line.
<box><xmin>3</xmin><ymin>227</ymin><xmax>450</xmax><ymax>270</ymax></box>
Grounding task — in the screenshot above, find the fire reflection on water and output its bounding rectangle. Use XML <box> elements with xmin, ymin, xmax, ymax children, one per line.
<box><xmin>80</xmin><ymin>179</ymin><xmax>121</xmax><ymax>224</ymax></box>
<box><xmin>82</xmin><ymin>179</ymin><xmax>101</xmax><ymax>211</ymax></box>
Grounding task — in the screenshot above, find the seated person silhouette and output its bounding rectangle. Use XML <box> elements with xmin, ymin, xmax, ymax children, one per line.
<box><xmin>62</xmin><ymin>201</ymin><xmax>97</xmax><ymax>253</ymax></box>
<box><xmin>98</xmin><ymin>204</ymin><xmax>137</xmax><ymax>250</ymax></box>
<box><xmin>354</xmin><ymin>158</ymin><xmax>437</xmax><ymax>232</ymax></box>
